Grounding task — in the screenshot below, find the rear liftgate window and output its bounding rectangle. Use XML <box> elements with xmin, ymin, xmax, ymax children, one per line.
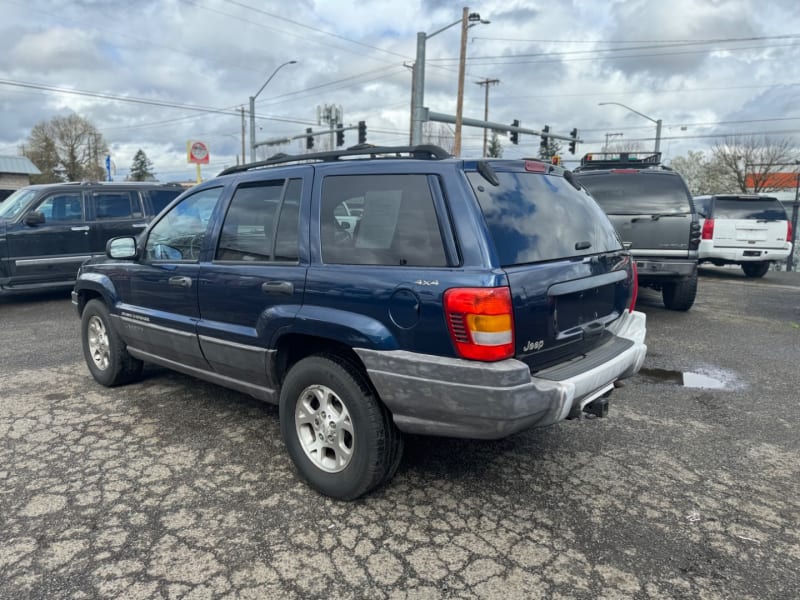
<box><xmin>576</xmin><ymin>173</ymin><xmax>691</xmax><ymax>215</ymax></box>
<box><xmin>713</xmin><ymin>198</ymin><xmax>788</xmax><ymax>220</ymax></box>
<box><xmin>467</xmin><ymin>171</ymin><xmax>621</xmax><ymax>266</ymax></box>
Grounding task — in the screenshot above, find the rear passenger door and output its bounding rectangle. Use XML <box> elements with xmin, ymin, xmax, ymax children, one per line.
<box><xmin>7</xmin><ymin>190</ymin><xmax>90</xmax><ymax>284</ymax></box>
<box><xmin>197</xmin><ymin>171</ymin><xmax>310</xmax><ymax>391</ymax></box>
<box><xmin>88</xmin><ymin>189</ymin><xmax>148</xmax><ymax>254</ymax></box>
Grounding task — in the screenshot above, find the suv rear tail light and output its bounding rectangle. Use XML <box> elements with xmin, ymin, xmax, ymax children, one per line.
<box><xmin>701</xmin><ymin>219</ymin><xmax>715</xmax><ymax>240</ymax></box>
<box><xmin>788</xmin><ymin>221</ymin><xmax>793</xmax><ymax>243</ymax></box>
<box><xmin>444</xmin><ymin>287</ymin><xmax>514</xmax><ymax>361</ymax></box>
<box><xmin>629</xmin><ymin>260</ymin><xmax>639</xmax><ymax>313</ymax></box>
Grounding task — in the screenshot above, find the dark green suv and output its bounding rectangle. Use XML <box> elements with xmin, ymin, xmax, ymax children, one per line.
<box><xmin>0</xmin><ymin>181</ymin><xmax>183</xmax><ymax>295</ymax></box>
<box><xmin>574</xmin><ymin>153</ymin><xmax>701</xmax><ymax>311</ymax></box>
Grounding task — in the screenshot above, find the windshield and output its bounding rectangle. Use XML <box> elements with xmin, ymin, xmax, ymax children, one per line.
<box><xmin>577</xmin><ymin>172</ymin><xmax>691</xmax><ymax>214</ymax></box>
<box><xmin>468</xmin><ymin>171</ymin><xmax>622</xmax><ymax>266</ymax></box>
<box><xmin>714</xmin><ymin>198</ymin><xmax>787</xmax><ymax>220</ymax></box>
<box><xmin>0</xmin><ymin>188</ymin><xmax>39</xmax><ymax>220</ymax></box>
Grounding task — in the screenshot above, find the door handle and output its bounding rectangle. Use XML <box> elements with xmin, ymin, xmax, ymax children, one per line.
<box><xmin>261</xmin><ymin>280</ymin><xmax>294</xmax><ymax>295</ymax></box>
<box><xmin>169</xmin><ymin>276</ymin><xmax>192</xmax><ymax>288</ymax></box>
<box><xmin>71</xmin><ymin>226</ymin><xmax>90</xmax><ymax>231</ymax></box>
<box><xmin>132</xmin><ymin>223</ymin><xmax>147</xmax><ymax>229</ymax></box>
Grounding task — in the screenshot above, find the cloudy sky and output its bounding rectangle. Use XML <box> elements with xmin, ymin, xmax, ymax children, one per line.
<box><xmin>1</xmin><ymin>0</ymin><xmax>799</xmax><ymax>181</ymax></box>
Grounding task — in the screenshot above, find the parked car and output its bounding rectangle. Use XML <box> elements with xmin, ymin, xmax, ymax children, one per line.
<box><xmin>0</xmin><ymin>181</ymin><xmax>184</xmax><ymax>295</ymax></box>
<box><xmin>693</xmin><ymin>194</ymin><xmax>793</xmax><ymax>277</ymax></box>
<box><xmin>72</xmin><ymin>145</ymin><xmax>647</xmax><ymax>499</ymax></box>
<box><xmin>574</xmin><ymin>153</ymin><xmax>701</xmax><ymax>311</ymax></box>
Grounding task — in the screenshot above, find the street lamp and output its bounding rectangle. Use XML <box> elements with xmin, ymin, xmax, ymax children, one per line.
<box><xmin>598</xmin><ymin>102</ymin><xmax>662</xmax><ymax>155</ymax></box>
<box><xmin>410</xmin><ymin>9</ymin><xmax>488</xmax><ymax>147</ymax></box>
<box><xmin>249</xmin><ymin>60</ymin><xmax>297</xmax><ymax>162</ymax></box>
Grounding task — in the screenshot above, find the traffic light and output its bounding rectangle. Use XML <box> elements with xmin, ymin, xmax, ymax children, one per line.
<box><xmin>510</xmin><ymin>119</ymin><xmax>519</xmax><ymax>145</ymax></box>
<box><xmin>336</xmin><ymin>124</ymin><xmax>345</xmax><ymax>147</ymax></box>
<box><xmin>569</xmin><ymin>128</ymin><xmax>578</xmax><ymax>155</ymax></box>
<box><xmin>540</xmin><ymin>125</ymin><xmax>550</xmax><ymax>152</ymax></box>
<box><xmin>357</xmin><ymin>121</ymin><xmax>367</xmax><ymax>144</ymax></box>
<box><xmin>306</xmin><ymin>128</ymin><xmax>314</xmax><ymax>150</ymax></box>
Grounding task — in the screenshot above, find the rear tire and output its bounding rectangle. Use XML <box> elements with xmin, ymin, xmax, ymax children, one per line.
<box><xmin>662</xmin><ymin>271</ymin><xmax>697</xmax><ymax>311</ymax></box>
<box><xmin>742</xmin><ymin>261</ymin><xmax>770</xmax><ymax>278</ymax></box>
<box><xmin>81</xmin><ymin>299</ymin><xmax>144</xmax><ymax>386</ymax></box>
<box><xmin>279</xmin><ymin>354</ymin><xmax>403</xmax><ymax>500</ymax></box>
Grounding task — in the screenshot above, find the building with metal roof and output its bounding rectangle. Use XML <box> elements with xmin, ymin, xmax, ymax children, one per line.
<box><xmin>0</xmin><ymin>156</ymin><xmax>42</xmax><ymax>201</ymax></box>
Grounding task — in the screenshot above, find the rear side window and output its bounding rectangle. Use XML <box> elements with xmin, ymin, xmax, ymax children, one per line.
<box><xmin>467</xmin><ymin>172</ymin><xmax>621</xmax><ymax>266</ymax></box>
<box><xmin>320</xmin><ymin>174</ymin><xmax>447</xmax><ymax>267</ymax></box>
<box><xmin>92</xmin><ymin>191</ymin><xmax>142</xmax><ymax>219</ymax></box>
<box><xmin>149</xmin><ymin>189</ymin><xmax>183</xmax><ymax>214</ymax></box>
<box><xmin>577</xmin><ymin>173</ymin><xmax>691</xmax><ymax>214</ymax></box>
<box><xmin>713</xmin><ymin>198</ymin><xmax>787</xmax><ymax>220</ymax></box>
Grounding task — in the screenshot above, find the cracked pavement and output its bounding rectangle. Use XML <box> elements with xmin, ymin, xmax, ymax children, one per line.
<box><xmin>1</xmin><ymin>267</ymin><xmax>799</xmax><ymax>599</ymax></box>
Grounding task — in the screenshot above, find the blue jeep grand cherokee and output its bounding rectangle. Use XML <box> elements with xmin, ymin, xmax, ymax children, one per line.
<box><xmin>72</xmin><ymin>145</ymin><xmax>647</xmax><ymax>499</ymax></box>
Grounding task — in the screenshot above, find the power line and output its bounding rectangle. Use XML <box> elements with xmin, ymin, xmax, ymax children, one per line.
<box><xmin>430</xmin><ymin>42</ymin><xmax>800</xmax><ymax>66</ymax></box>
<box><xmin>220</xmin><ymin>0</ymin><xmax>411</xmax><ymax>60</ymax></box>
<box><xmin>471</xmin><ymin>33</ymin><xmax>800</xmax><ymax>45</ymax></box>
<box><xmin>502</xmin><ymin>81</ymin><xmax>800</xmax><ymax>101</ymax></box>
<box><xmin>181</xmin><ymin>0</ymin><xmax>401</xmax><ymax>66</ymax></box>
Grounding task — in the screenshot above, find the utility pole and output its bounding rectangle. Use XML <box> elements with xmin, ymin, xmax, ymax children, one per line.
<box><xmin>476</xmin><ymin>78</ymin><xmax>499</xmax><ymax>157</ymax></box>
<box><xmin>453</xmin><ymin>7</ymin><xmax>470</xmax><ymax>157</ymax></box>
<box><xmin>240</xmin><ymin>107</ymin><xmax>246</xmax><ymax>165</ymax></box>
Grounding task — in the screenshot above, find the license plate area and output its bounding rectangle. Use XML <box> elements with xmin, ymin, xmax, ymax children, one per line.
<box><xmin>743</xmin><ymin>250</ymin><xmax>762</xmax><ymax>257</ymax></box>
<box><xmin>554</xmin><ymin>285</ymin><xmax>615</xmax><ymax>331</ymax></box>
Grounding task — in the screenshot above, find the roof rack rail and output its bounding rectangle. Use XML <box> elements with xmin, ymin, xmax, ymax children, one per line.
<box><xmin>218</xmin><ymin>144</ymin><xmax>451</xmax><ymax>176</ymax></box>
<box><xmin>575</xmin><ymin>151</ymin><xmax>662</xmax><ymax>171</ymax></box>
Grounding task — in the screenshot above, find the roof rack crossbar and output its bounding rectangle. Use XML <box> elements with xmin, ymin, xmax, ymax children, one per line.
<box><xmin>218</xmin><ymin>144</ymin><xmax>451</xmax><ymax>176</ymax></box>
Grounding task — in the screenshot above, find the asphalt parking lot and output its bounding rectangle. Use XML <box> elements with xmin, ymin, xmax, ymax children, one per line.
<box><xmin>1</xmin><ymin>266</ymin><xmax>799</xmax><ymax>600</ymax></box>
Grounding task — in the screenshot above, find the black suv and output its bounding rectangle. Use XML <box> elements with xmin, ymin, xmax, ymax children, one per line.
<box><xmin>73</xmin><ymin>145</ymin><xmax>647</xmax><ymax>499</ymax></box>
<box><xmin>574</xmin><ymin>153</ymin><xmax>701</xmax><ymax>311</ymax></box>
<box><xmin>0</xmin><ymin>181</ymin><xmax>184</xmax><ymax>295</ymax></box>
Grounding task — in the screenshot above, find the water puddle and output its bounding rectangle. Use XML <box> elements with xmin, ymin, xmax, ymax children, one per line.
<box><xmin>638</xmin><ymin>368</ymin><xmax>735</xmax><ymax>390</ymax></box>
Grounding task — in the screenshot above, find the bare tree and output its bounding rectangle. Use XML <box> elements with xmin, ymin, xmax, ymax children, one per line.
<box><xmin>423</xmin><ymin>123</ymin><xmax>455</xmax><ymax>154</ymax></box>
<box><xmin>669</xmin><ymin>151</ymin><xmax>738</xmax><ymax>195</ymax></box>
<box><xmin>26</xmin><ymin>114</ymin><xmax>107</xmax><ymax>182</ymax></box>
<box><xmin>712</xmin><ymin>135</ymin><xmax>797</xmax><ymax>193</ymax></box>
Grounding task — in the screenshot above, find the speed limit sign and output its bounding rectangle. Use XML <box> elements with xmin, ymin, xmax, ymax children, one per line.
<box><xmin>187</xmin><ymin>140</ymin><xmax>210</xmax><ymax>164</ymax></box>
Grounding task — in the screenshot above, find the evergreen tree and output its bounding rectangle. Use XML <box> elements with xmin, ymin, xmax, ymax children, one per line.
<box><xmin>129</xmin><ymin>149</ymin><xmax>155</xmax><ymax>181</ymax></box>
<box><xmin>487</xmin><ymin>132</ymin><xmax>503</xmax><ymax>158</ymax></box>
<box><xmin>538</xmin><ymin>139</ymin><xmax>562</xmax><ymax>161</ymax></box>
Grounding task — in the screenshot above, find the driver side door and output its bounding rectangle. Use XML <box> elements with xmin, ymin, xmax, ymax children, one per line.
<box><xmin>120</xmin><ymin>186</ymin><xmax>224</xmax><ymax>368</ymax></box>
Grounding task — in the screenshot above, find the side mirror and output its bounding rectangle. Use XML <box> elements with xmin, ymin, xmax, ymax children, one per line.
<box><xmin>107</xmin><ymin>236</ymin><xmax>138</xmax><ymax>260</ymax></box>
<box><xmin>24</xmin><ymin>211</ymin><xmax>46</xmax><ymax>226</ymax></box>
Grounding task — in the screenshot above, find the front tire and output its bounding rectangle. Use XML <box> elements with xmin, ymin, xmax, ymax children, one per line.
<box><xmin>662</xmin><ymin>271</ymin><xmax>698</xmax><ymax>311</ymax></box>
<box><xmin>81</xmin><ymin>299</ymin><xmax>143</xmax><ymax>386</ymax></box>
<box><xmin>279</xmin><ymin>354</ymin><xmax>403</xmax><ymax>500</ymax></box>
<box><xmin>742</xmin><ymin>261</ymin><xmax>770</xmax><ymax>278</ymax></box>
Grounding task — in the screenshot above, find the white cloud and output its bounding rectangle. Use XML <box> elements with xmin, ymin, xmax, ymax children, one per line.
<box><xmin>0</xmin><ymin>0</ymin><xmax>798</xmax><ymax>179</ymax></box>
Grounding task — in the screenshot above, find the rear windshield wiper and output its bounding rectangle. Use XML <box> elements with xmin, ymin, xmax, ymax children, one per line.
<box><xmin>631</xmin><ymin>212</ymin><xmax>687</xmax><ymax>222</ymax></box>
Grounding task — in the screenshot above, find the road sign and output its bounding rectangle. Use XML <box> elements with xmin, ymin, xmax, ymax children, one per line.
<box><xmin>187</xmin><ymin>140</ymin><xmax>210</xmax><ymax>164</ymax></box>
